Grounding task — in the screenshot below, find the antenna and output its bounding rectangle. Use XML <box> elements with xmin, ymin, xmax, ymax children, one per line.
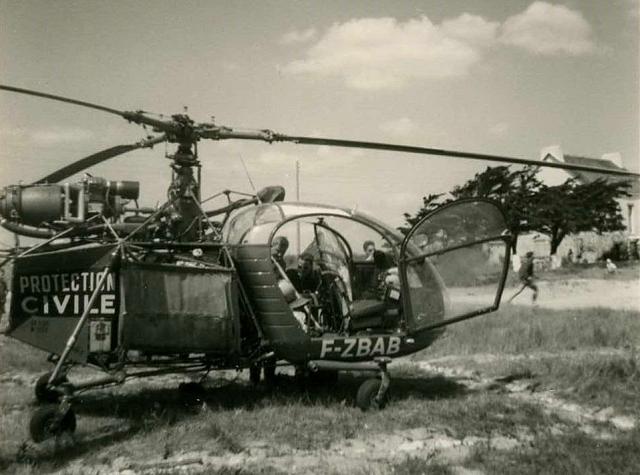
<box><xmin>237</xmin><ymin>153</ymin><xmax>257</xmax><ymax>197</ymax></box>
<box><xmin>296</xmin><ymin>160</ymin><xmax>301</xmax><ymax>254</ymax></box>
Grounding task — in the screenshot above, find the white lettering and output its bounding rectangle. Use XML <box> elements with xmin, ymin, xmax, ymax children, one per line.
<box><xmin>370</xmin><ymin>338</ymin><xmax>385</xmax><ymax>356</ymax></box>
<box><xmin>70</xmin><ymin>273</ymin><xmax>79</xmax><ymax>292</ymax></box>
<box><xmin>100</xmin><ymin>294</ymin><xmax>116</xmax><ymax>314</ymax></box>
<box><xmin>51</xmin><ymin>274</ymin><xmax>60</xmax><ymax>292</ymax></box>
<box><xmin>84</xmin><ymin>295</ymin><xmax>99</xmax><ymax>314</ymax></box>
<box><xmin>30</xmin><ymin>276</ymin><xmax>40</xmax><ymax>293</ymax></box>
<box><xmin>53</xmin><ymin>295</ymin><xmax>71</xmax><ymax>314</ymax></box>
<box><xmin>40</xmin><ymin>275</ymin><xmax>51</xmax><ymax>293</ymax></box>
<box><xmin>387</xmin><ymin>336</ymin><xmax>401</xmax><ymax>355</ymax></box>
<box><xmin>19</xmin><ymin>276</ymin><xmax>29</xmax><ymax>293</ymax></box>
<box><xmin>341</xmin><ymin>338</ymin><xmax>357</xmax><ymax>358</ymax></box>
<box><xmin>105</xmin><ymin>273</ymin><xmax>115</xmax><ymax>292</ymax></box>
<box><xmin>320</xmin><ymin>339</ymin><xmax>335</xmax><ymax>358</ymax></box>
<box><xmin>356</xmin><ymin>338</ymin><xmax>372</xmax><ymax>357</ymax></box>
<box><xmin>21</xmin><ymin>296</ymin><xmax>38</xmax><ymax>314</ymax></box>
<box><xmin>61</xmin><ymin>274</ymin><xmax>70</xmax><ymax>291</ymax></box>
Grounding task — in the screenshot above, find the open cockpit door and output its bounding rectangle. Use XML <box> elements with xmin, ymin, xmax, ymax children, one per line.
<box><xmin>399</xmin><ymin>199</ymin><xmax>511</xmax><ymax>332</ymax></box>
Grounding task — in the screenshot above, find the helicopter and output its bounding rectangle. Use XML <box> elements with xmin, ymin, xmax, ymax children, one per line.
<box><xmin>1</xmin><ymin>84</ymin><xmax>638</xmax><ymax>443</ymax></box>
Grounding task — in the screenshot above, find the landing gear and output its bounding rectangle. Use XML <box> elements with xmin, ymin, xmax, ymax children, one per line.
<box><xmin>249</xmin><ymin>365</ymin><xmax>262</xmax><ymax>385</ymax></box>
<box><xmin>29</xmin><ymin>403</ymin><xmax>76</xmax><ymax>442</ymax></box>
<box><xmin>249</xmin><ymin>359</ymin><xmax>278</xmax><ymax>386</ymax></box>
<box><xmin>356</xmin><ymin>358</ymin><xmax>391</xmax><ymax>411</ymax></box>
<box><xmin>35</xmin><ymin>372</ymin><xmax>69</xmax><ymax>404</ymax></box>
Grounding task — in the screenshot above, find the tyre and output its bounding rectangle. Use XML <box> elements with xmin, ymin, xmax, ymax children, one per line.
<box><xmin>29</xmin><ymin>405</ymin><xmax>76</xmax><ymax>443</ymax></box>
<box><xmin>249</xmin><ymin>366</ymin><xmax>261</xmax><ymax>385</ymax></box>
<box><xmin>356</xmin><ymin>378</ymin><xmax>386</xmax><ymax>411</ymax></box>
<box><xmin>264</xmin><ymin>363</ymin><xmax>277</xmax><ymax>385</ymax></box>
<box><xmin>35</xmin><ymin>372</ymin><xmax>68</xmax><ymax>404</ymax></box>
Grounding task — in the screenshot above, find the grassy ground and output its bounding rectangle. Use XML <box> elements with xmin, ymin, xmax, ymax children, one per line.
<box><xmin>0</xmin><ymin>267</ymin><xmax>638</xmax><ymax>473</ymax></box>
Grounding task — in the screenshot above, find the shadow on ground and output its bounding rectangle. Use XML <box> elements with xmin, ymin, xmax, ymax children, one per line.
<box><xmin>6</xmin><ymin>369</ymin><xmax>468</xmax><ymax>470</ymax></box>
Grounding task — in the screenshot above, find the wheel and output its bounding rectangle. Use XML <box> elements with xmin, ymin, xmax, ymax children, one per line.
<box><xmin>35</xmin><ymin>372</ymin><xmax>68</xmax><ymax>404</ymax></box>
<box><xmin>29</xmin><ymin>405</ymin><xmax>76</xmax><ymax>443</ymax></box>
<box><xmin>356</xmin><ymin>378</ymin><xmax>387</xmax><ymax>411</ymax></box>
<box><xmin>264</xmin><ymin>363</ymin><xmax>277</xmax><ymax>385</ymax></box>
<box><xmin>249</xmin><ymin>366</ymin><xmax>261</xmax><ymax>385</ymax></box>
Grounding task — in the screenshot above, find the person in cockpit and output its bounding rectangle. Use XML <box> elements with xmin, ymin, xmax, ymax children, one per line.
<box><xmin>287</xmin><ymin>253</ymin><xmax>321</xmax><ymax>294</ymax></box>
<box><xmin>271</xmin><ymin>236</ymin><xmax>289</xmax><ymax>272</ymax></box>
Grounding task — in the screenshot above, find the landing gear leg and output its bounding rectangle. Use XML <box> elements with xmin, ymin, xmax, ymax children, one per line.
<box><xmin>356</xmin><ymin>357</ymin><xmax>391</xmax><ymax>411</ymax></box>
<box><xmin>29</xmin><ymin>394</ymin><xmax>77</xmax><ymax>443</ymax></box>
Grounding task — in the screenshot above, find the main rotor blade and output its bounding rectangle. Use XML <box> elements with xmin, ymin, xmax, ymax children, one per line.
<box><xmin>35</xmin><ymin>135</ymin><xmax>166</xmax><ymax>184</ymax></box>
<box><xmin>0</xmin><ymin>85</ymin><xmax>175</xmax><ymax>131</ymax></box>
<box><xmin>0</xmin><ymin>84</ymin><xmax>125</xmax><ymax>117</ymax></box>
<box><xmin>270</xmin><ymin>135</ymin><xmax>640</xmax><ymax>179</ymax></box>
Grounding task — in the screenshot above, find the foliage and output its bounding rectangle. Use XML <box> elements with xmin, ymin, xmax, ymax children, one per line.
<box><xmin>530</xmin><ymin>178</ymin><xmax>630</xmax><ymax>254</ymax></box>
<box><xmin>400</xmin><ymin>167</ymin><xmax>541</xmax><ymax>252</ymax></box>
<box><xmin>398</xmin><ymin>193</ymin><xmax>446</xmax><ymax>235</ymax></box>
<box><xmin>400</xmin><ymin>167</ymin><xmax>631</xmax><ymax>255</ymax></box>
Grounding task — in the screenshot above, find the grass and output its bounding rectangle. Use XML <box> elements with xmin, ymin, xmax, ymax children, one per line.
<box><xmin>467</xmin><ymin>427</ymin><xmax>640</xmax><ymax>475</ymax></box>
<box><xmin>419</xmin><ymin>306</ymin><xmax>640</xmax><ymax>357</ymax></box>
<box><xmin>0</xmin><ymin>269</ymin><xmax>638</xmax><ymax>473</ymax></box>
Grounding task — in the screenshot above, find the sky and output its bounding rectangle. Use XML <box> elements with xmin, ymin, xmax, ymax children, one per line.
<box><xmin>0</xmin><ymin>0</ymin><xmax>638</xmax><ymax>247</ymax></box>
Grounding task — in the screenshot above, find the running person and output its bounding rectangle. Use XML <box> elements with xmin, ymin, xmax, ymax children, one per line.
<box><xmin>508</xmin><ymin>251</ymin><xmax>538</xmax><ymax>303</ymax></box>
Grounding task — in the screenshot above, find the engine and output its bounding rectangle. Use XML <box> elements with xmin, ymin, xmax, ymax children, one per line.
<box><xmin>0</xmin><ymin>176</ymin><xmax>139</xmax><ymax>236</ymax></box>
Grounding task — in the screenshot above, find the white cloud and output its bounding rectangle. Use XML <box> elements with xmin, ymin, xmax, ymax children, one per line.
<box><xmin>380</xmin><ymin>117</ymin><xmax>419</xmax><ymax>138</ymax></box>
<box><xmin>283</xmin><ymin>15</ymin><xmax>498</xmax><ymax>90</ymax></box>
<box><xmin>280</xmin><ymin>28</ymin><xmax>317</xmax><ymax>45</ymax></box>
<box><xmin>441</xmin><ymin>13</ymin><xmax>499</xmax><ymax>46</ymax></box>
<box><xmin>500</xmin><ymin>2</ymin><xmax>595</xmax><ymax>56</ymax></box>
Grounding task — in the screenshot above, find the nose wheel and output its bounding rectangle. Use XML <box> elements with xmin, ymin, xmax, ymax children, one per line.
<box><xmin>356</xmin><ymin>358</ymin><xmax>391</xmax><ymax>411</ymax></box>
<box><xmin>29</xmin><ymin>400</ymin><xmax>77</xmax><ymax>442</ymax></box>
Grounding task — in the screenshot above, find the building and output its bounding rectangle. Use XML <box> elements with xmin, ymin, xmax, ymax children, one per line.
<box><xmin>516</xmin><ymin>145</ymin><xmax>640</xmax><ymax>266</ymax></box>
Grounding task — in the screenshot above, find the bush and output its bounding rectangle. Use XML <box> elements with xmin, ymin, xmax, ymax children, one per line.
<box><xmin>602</xmin><ymin>241</ymin><xmax>629</xmax><ymax>261</ymax></box>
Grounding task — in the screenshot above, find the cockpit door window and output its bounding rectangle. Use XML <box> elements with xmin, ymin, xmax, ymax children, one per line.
<box><xmin>399</xmin><ymin>199</ymin><xmax>511</xmax><ymax>332</ymax></box>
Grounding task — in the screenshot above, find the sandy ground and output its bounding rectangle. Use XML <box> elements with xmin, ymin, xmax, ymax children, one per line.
<box><xmin>450</xmin><ymin>277</ymin><xmax>640</xmax><ymax>313</ymax></box>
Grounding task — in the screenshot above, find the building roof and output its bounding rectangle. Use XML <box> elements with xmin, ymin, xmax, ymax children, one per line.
<box><xmin>542</xmin><ymin>153</ymin><xmax>640</xmax><ymax>198</ymax></box>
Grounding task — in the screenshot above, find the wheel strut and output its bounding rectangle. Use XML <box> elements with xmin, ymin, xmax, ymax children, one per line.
<box><xmin>373</xmin><ymin>357</ymin><xmax>391</xmax><ymax>408</ymax></box>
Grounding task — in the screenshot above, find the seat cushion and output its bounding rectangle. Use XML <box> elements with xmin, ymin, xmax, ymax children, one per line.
<box><xmin>351</xmin><ymin>299</ymin><xmax>386</xmax><ymax>321</ymax></box>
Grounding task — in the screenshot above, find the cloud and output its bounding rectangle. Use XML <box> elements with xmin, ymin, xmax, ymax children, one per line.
<box><xmin>380</xmin><ymin>117</ymin><xmax>419</xmax><ymax>138</ymax></box>
<box><xmin>280</xmin><ymin>28</ymin><xmax>317</xmax><ymax>45</ymax></box>
<box><xmin>500</xmin><ymin>2</ymin><xmax>595</xmax><ymax>55</ymax></box>
<box><xmin>283</xmin><ymin>15</ymin><xmax>499</xmax><ymax>90</ymax></box>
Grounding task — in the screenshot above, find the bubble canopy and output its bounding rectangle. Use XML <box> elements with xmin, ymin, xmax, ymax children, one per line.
<box><xmin>223</xmin><ymin>202</ymin><xmax>406</xmax><ymax>249</ymax></box>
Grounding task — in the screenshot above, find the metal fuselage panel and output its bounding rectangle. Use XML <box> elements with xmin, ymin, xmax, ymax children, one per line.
<box><xmin>8</xmin><ymin>244</ymin><xmax>119</xmax><ymax>363</ymax></box>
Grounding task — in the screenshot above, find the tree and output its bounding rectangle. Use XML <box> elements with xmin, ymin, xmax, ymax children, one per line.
<box><xmin>530</xmin><ymin>178</ymin><xmax>631</xmax><ymax>255</ymax></box>
<box><xmin>449</xmin><ymin>166</ymin><xmax>541</xmax><ymax>252</ymax></box>
<box><xmin>398</xmin><ymin>193</ymin><xmax>446</xmax><ymax>235</ymax></box>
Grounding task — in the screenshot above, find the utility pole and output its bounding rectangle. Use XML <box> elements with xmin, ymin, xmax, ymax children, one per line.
<box><xmin>296</xmin><ymin>160</ymin><xmax>301</xmax><ymax>254</ymax></box>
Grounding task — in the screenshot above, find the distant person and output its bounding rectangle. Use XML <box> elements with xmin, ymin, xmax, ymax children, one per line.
<box><xmin>271</xmin><ymin>236</ymin><xmax>289</xmax><ymax>272</ymax></box>
<box><xmin>0</xmin><ymin>269</ymin><xmax>7</xmax><ymax>319</ymax></box>
<box><xmin>606</xmin><ymin>258</ymin><xmax>617</xmax><ymax>274</ymax></box>
<box><xmin>363</xmin><ymin>240</ymin><xmax>376</xmax><ymax>261</ymax></box>
<box><xmin>508</xmin><ymin>251</ymin><xmax>538</xmax><ymax>303</ymax></box>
